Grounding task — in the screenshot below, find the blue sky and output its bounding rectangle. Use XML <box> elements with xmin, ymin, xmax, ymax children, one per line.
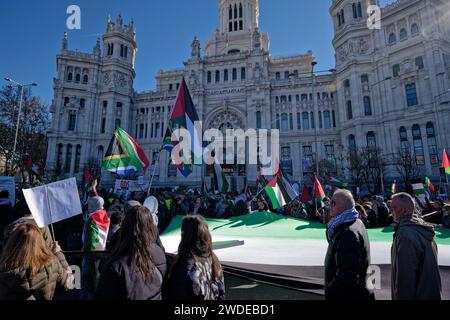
<box><xmin>0</xmin><ymin>0</ymin><xmax>394</xmax><ymax>104</ymax></box>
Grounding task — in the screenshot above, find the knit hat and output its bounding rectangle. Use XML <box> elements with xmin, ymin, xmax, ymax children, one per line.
<box><xmin>88</xmin><ymin>196</ymin><xmax>104</xmax><ymax>214</ymax></box>
<box><xmin>143</xmin><ymin>196</ymin><xmax>159</xmax><ymax>227</ymax></box>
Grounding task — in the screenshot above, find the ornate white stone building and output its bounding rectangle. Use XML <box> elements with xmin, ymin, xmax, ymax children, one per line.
<box><xmin>46</xmin><ymin>0</ymin><xmax>450</xmax><ymax>191</ymax></box>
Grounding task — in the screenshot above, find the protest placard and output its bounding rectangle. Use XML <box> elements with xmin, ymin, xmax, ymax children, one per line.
<box><xmin>23</xmin><ymin>177</ymin><xmax>82</xmax><ymax>228</ymax></box>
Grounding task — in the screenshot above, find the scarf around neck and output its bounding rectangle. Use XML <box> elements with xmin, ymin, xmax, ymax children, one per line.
<box><xmin>327</xmin><ymin>207</ymin><xmax>359</xmax><ymax>240</ymax></box>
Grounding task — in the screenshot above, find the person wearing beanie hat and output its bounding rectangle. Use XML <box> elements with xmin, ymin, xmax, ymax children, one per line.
<box><xmin>143</xmin><ymin>196</ymin><xmax>159</xmax><ymax>228</ymax></box>
<box><xmin>81</xmin><ymin>195</ymin><xmax>110</xmax><ymax>300</ymax></box>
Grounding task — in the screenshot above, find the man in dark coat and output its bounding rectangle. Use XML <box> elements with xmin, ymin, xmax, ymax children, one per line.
<box><xmin>324</xmin><ymin>189</ymin><xmax>374</xmax><ymax>300</ymax></box>
<box><xmin>390</xmin><ymin>192</ymin><xmax>441</xmax><ymax>300</ymax></box>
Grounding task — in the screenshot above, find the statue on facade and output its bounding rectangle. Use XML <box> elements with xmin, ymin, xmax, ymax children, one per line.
<box><xmin>191</xmin><ymin>36</ymin><xmax>201</xmax><ymax>59</ymax></box>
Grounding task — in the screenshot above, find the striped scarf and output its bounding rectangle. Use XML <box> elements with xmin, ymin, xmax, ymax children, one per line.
<box><xmin>327</xmin><ymin>208</ymin><xmax>359</xmax><ymax>241</ymax></box>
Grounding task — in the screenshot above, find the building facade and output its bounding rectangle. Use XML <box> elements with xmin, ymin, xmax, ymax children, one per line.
<box><xmin>46</xmin><ymin>0</ymin><xmax>450</xmax><ymax>191</ymax></box>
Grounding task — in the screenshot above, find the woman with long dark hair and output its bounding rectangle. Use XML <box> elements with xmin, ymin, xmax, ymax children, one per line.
<box><xmin>0</xmin><ymin>224</ymin><xmax>74</xmax><ymax>300</ymax></box>
<box><xmin>95</xmin><ymin>206</ymin><xmax>167</xmax><ymax>300</ymax></box>
<box><xmin>168</xmin><ymin>215</ymin><xmax>225</xmax><ymax>300</ymax></box>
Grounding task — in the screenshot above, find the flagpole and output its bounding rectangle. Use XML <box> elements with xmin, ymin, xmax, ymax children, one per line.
<box><xmin>147</xmin><ymin>151</ymin><xmax>161</xmax><ymax>196</ymax></box>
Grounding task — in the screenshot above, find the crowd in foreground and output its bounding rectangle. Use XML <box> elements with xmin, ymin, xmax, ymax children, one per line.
<box><xmin>0</xmin><ymin>184</ymin><xmax>446</xmax><ymax>300</ymax></box>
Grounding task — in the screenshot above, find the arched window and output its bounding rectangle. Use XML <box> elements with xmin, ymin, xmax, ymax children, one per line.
<box><xmin>276</xmin><ymin>114</ymin><xmax>280</xmax><ymax>130</ymax></box>
<box><xmin>412</xmin><ymin>124</ymin><xmax>425</xmax><ymax>165</ymax></box>
<box><xmin>75</xmin><ymin>74</ymin><xmax>81</xmax><ymax>82</ymax></box>
<box><xmin>65</xmin><ymin>145</ymin><xmax>72</xmax><ymax>173</ymax></box>
<box><xmin>352</xmin><ymin>4</ymin><xmax>357</xmax><ymax>19</ymax></box>
<box><xmin>229</xmin><ymin>5</ymin><xmax>233</xmax><ymax>20</ymax></box>
<box><xmin>256</xmin><ymin>111</ymin><xmax>262</xmax><ymax>129</ymax></box>
<box><xmin>301</xmin><ymin>94</ymin><xmax>308</xmax><ymax>101</ymax></box>
<box><xmin>234</xmin><ymin>4</ymin><xmax>238</xmax><ymax>19</ymax></box>
<box><xmin>393</xmin><ymin>64</ymin><xmax>400</xmax><ymax>77</ymax></box>
<box><xmin>405</xmin><ymin>83</ymin><xmax>418</xmax><ymax>107</ymax></box>
<box><xmin>241</xmin><ymin>67</ymin><xmax>246</xmax><ymax>80</ymax></box>
<box><xmin>207</xmin><ymin>71</ymin><xmax>212</xmax><ymax>83</ymax></box>
<box><xmin>332</xmin><ymin>110</ymin><xmax>336</xmax><ymax>128</ymax></box>
<box><xmin>74</xmin><ymin>145</ymin><xmax>81</xmax><ymax>174</ymax></box>
<box><xmin>388</xmin><ymin>33</ymin><xmax>396</xmax><ymax>44</ymax></box>
<box><xmin>399</xmin><ymin>28</ymin><xmax>407</xmax><ymax>41</ymax></box>
<box><xmin>357</xmin><ymin>3</ymin><xmax>362</xmax><ymax>18</ymax></box>
<box><xmin>302</xmin><ymin>112</ymin><xmax>309</xmax><ymax>130</ymax></box>
<box><xmin>426</xmin><ymin>122</ymin><xmax>439</xmax><ymax>165</ymax></box>
<box><xmin>411</xmin><ymin>23</ymin><xmax>419</xmax><ymax>35</ymax></box>
<box><xmin>310</xmin><ymin>112</ymin><xmax>315</xmax><ymax>129</ymax></box>
<box><xmin>323</xmin><ymin>111</ymin><xmax>331</xmax><ymax>129</ymax></box>
<box><xmin>361</xmin><ymin>74</ymin><xmax>369</xmax><ymax>84</ymax></box>
<box><xmin>215</xmin><ymin>70</ymin><xmax>220</xmax><ymax>83</ymax></box>
<box><xmin>340</xmin><ymin>9</ymin><xmax>345</xmax><ymax>24</ymax></box>
<box><xmin>67</xmin><ymin>72</ymin><xmax>73</xmax><ymax>82</ymax></box>
<box><xmin>83</xmin><ymin>74</ymin><xmax>88</xmax><ymax>84</ymax></box>
<box><xmin>348</xmin><ymin>135</ymin><xmax>356</xmax><ymax>150</ymax></box>
<box><xmin>399</xmin><ymin>126</ymin><xmax>409</xmax><ymax>153</ymax></box>
<box><xmin>281</xmin><ymin>114</ymin><xmax>289</xmax><ymax>132</ymax></box>
<box><xmin>347</xmin><ymin>100</ymin><xmax>353</xmax><ymax>120</ymax></box>
<box><xmin>364</xmin><ymin>96</ymin><xmax>372</xmax><ymax>116</ymax></box>
<box><xmin>239</xmin><ymin>3</ymin><xmax>243</xmax><ymax>18</ymax></box>
<box><xmin>366</xmin><ymin>131</ymin><xmax>376</xmax><ymax>147</ymax></box>
<box><xmin>224</xmin><ymin>69</ymin><xmax>229</xmax><ymax>82</ymax></box>
<box><xmin>115</xmin><ymin>119</ymin><xmax>121</xmax><ymax>129</ymax></box>
<box><xmin>232</xmin><ymin>68</ymin><xmax>237</xmax><ymax>81</ymax></box>
<box><xmin>297</xmin><ymin>113</ymin><xmax>301</xmax><ymax>130</ymax></box>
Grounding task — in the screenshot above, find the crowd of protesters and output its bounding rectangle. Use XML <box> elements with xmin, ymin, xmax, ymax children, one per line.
<box><xmin>0</xmin><ymin>181</ymin><xmax>448</xmax><ymax>300</ymax></box>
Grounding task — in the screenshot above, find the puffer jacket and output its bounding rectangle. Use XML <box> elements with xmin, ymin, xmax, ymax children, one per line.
<box><xmin>391</xmin><ymin>216</ymin><xmax>442</xmax><ymax>300</ymax></box>
<box><xmin>0</xmin><ymin>251</ymin><xmax>74</xmax><ymax>300</ymax></box>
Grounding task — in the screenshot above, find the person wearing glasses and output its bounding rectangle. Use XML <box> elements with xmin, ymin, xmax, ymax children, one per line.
<box><xmin>324</xmin><ymin>189</ymin><xmax>374</xmax><ymax>300</ymax></box>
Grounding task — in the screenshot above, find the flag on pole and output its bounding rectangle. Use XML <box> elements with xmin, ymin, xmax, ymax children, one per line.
<box><xmin>443</xmin><ymin>149</ymin><xmax>450</xmax><ymax>175</ymax></box>
<box><xmin>264</xmin><ymin>176</ymin><xmax>288</xmax><ymax>210</ymax></box>
<box><xmin>301</xmin><ymin>185</ymin><xmax>312</xmax><ymax>203</ymax></box>
<box><xmin>81</xmin><ymin>166</ymin><xmax>93</xmax><ymax>203</ymax></box>
<box><xmin>275</xmin><ymin>165</ymin><xmax>299</xmax><ymax>201</ymax></box>
<box><xmin>325</xmin><ymin>176</ymin><xmax>348</xmax><ymax>188</ymax></box>
<box><xmin>213</xmin><ymin>160</ymin><xmax>229</xmax><ymax>194</ymax></box>
<box><xmin>412</xmin><ymin>183</ymin><xmax>426</xmax><ymax>195</ymax></box>
<box><xmin>163</xmin><ymin>78</ymin><xmax>202</xmax><ymax>177</ymax></box>
<box><xmin>102</xmin><ymin>127</ymin><xmax>149</xmax><ymax>178</ymax></box>
<box><xmin>425</xmin><ymin>177</ymin><xmax>435</xmax><ymax>194</ymax></box>
<box><xmin>314</xmin><ymin>176</ymin><xmax>326</xmax><ymax>202</ymax></box>
<box><xmin>391</xmin><ymin>180</ymin><xmax>397</xmax><ymax>194</ymax></box>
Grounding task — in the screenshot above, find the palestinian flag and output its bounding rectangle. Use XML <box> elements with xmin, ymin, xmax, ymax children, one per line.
<box><xmin>213</xmin><ymin>160</ymin><xmax>229</xmax><ymax>194</ymax></box>
<box><xmin>264</xmin><ymin>176</ymin><xmax>288</xmax><ymax>210</ymax></box>
<box><xmin>81</xmin><ymin>166</ymin><xmax>93</xmax><ymax>203</ymax></box>
<box><xmin>163</xmin><ymin>77</ymin><xmax>202</xmax><ymax>177</ymax></box>
<box><xmin>276</xmin><ymin>167</ymin><xmax>298</xmax><ymax>201</ymax></box>
<box><xmin>443</xmin><ymin>149</ymin><xmax>450</xmax><ymax>175</ymax></box>
<box><xmin>314</xmin><ymin>176</ymin><xmax>326</xmax><ymax>202</ymax></box>
<box><xmin>301</xmin><ymin>185</ymin><xmax>312</xmax><ymax>202</ymax></box>
<box><xmin>102</xmin><ymin>127</ymin><xmax>149</xmax><ymax>178</ymax></box>
<box><xmin>25</xmin><ymin>156</ymin><xmax>42</xmax><ymax>182</ymax></box>
<box><xmin>391</xmin><ymin>180</ymin><xmax>397</xmax><ymax>194</ymax></box>
<box><xmin>82</xmin><ymin>210</ymin><xmax>110</xmax><ymax>251</ymax></box>
<box><xmin>425</xmin><ymin>177</ymin><xmax>435</xmax><ymax>194</ymax></box>
<box><xmin>412</xmin><ymin>183</ymin><xmax>426</xmax><ymax>195</ymax></box>
<box><xmin>325</xmin><ymin>176</ymin><xmax>348</xmax><ymax>188</ymax></box>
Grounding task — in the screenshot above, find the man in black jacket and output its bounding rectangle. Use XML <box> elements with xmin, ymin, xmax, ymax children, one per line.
<box><xmin>390</xmin><ymin>192</ymin><xmax>441</xmax><ymax>300</ymax></box>
<box><xmin>324</xmin><ymin>189</ymin><xmax>374</xmax><ymax>300</ymax></box>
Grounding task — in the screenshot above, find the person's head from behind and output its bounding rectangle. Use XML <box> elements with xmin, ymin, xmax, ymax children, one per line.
<box><xmin>390</xmin><ymin>193</ymin><xmax>415</xmax><ymax>223</ymax></box>
<box><xmin>109</xmin><ymin>210</ymin><xmax>125</xmax><ymax>227</ymax></box>
<box><xmin>88</xmin><ymin>196</ymin><xmax>104</xmax><ymax>214</ymax></box>
<box><xmin>355</xmin><ymin>204</ymin><xmax>367</xmax><ymax>220</ymax></box>
<box><xmin>131</xmin><ymin>191</ymin><xmax>143</xmax><ymax>202</ymax></box>
<box><xmin>0</xmin><ymin>190</ymin><xmax>9</xmax><ymax>200</ymax></box>
<box><xmin>178</xmin><ymin>215</ymin><xmax>222</xmax><ymax>278</ymax></box>
<box><xmin>0</xmin><ymin>224</ymin><xmax>52</xmax><ymax>276</ymax></box>
<box><xmin>111</xmin><ymin>206</ymin><xmax>157</xmax><ymax>281</ymax></box>
<box><xmin>331</xmin><ymin>189</ymin><xmax>355</xmax><ymax>218</ymax></box>
<box><xmin>221</xmin><ymin>200</ymin><xmax>230</xmax><ymax>210</ymax></box>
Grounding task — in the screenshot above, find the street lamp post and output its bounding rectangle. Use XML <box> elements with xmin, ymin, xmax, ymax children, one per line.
<box><xmin>4</xmin><ymin>77</ymin><xmax>38</xmax><ymax>173</ymax></box>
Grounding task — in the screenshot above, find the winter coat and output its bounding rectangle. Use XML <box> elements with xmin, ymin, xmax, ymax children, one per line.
<box><xmin>95</xmin><ymin>243</ymin><xmax>167</xmax><ymax>300</ymax></box>
<box><xmin>0</xmin><ymin>251</ymin><xmax>74</xmax><ymax>300</ymax></box>
<box><xmin>168</xmin><ymin>254</ymin><xmax>225</xmax><ymax>301</ymax></box>
<box><xmin>391</xmin><ymin>216</ymin><xmax>441</xmax><ymax>300</ymax></box>
<box><xmin>324</xmin><ymin>219</ymin><xmax>374</xmax><ymax>300</ymax></box>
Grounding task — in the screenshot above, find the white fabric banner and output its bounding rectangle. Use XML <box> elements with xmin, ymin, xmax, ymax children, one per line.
<box><xmin>23</xmin><ymin>178</ymin><xmax>82</xmax><ymax>228</ymax></box>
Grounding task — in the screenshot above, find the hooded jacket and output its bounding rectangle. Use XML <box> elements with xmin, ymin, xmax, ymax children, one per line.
<box><xmin>391</xmin><ymin>216</ymin><xmax>441</xmax><ymax>300</ymax></box>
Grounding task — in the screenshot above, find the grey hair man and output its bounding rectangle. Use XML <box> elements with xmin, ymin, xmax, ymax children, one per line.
<box><xmin>324</xmin><ymin>189</ymin><xmax>374</xmax><ymax>300</ymax></box>
<box><xmin>390</xmin><ymin>192</ymin><xmax>441</xmax><ymax>300</ymax></box>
